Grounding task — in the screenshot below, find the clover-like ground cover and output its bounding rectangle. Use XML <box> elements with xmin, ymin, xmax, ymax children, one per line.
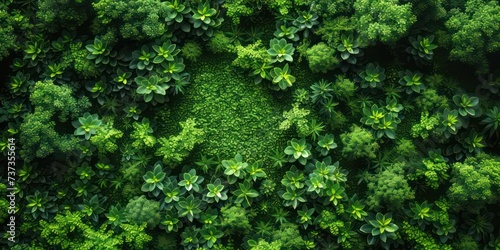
<box><xmin>159</xmin><ymin>54</ymin><xmax>290</xmax><ymax>165</ymax></box>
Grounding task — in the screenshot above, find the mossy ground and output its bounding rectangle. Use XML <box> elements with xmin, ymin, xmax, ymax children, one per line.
<box><xmin>157</xmin><ymin>53</ymin><xmax>290</xmax><ymax>166</ymax></box>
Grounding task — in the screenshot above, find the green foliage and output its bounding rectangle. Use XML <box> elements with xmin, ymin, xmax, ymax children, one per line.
<box><xmin>366</xmin><ymin>163</ymin><xmax>415</xmax><ymax>210</ymax></box>
<box><xmin>176</xmin><ymin>194</ymin><xmax>202</xmax><ymax>222</ymax></box>
<box><xmin>90</xmin><ymin>120</ymin><xmax>123</xmax><ymax>156</ymax></box>
<box><xmin>406</xmin><ymin>35</ymin><xmax>438</xmax><ymax>61</ymax></box>
<box><xmin>166</xmin><ymin>56</ymin><xmax>285</xmax><ymax>160</ymax></box>
<box><xmin>39</xmin><ymin>211</ymin><xmax>151</xmax><ymax>249</ymax></box>
<box><xmin>440</xmin><ymin>109</ymin><xmax>463</xmax><ymax>138</ymax></box>
<box><xmin>179</xmin><ymin>169</ymin><xmax>204</xmax><ymax>193</ymax></box>
<box><xmin>279</xmin><ymin>105</ymin><xmax>311</xmax><ymax>136</ymax></box>
<box><xmin>156</xmin><ymin>118</ymin><xmax>204</xmax><ymax>166</ymax></box>
<box><xmin>141</xmin><ymin>161</ymin><xmax>167</xmax><ymax>196</ymax></box>
<box><xmin>269</xmin><ymin>63</ymin><xmax>296</xmax><ymax>90</ymax></box>
<box><xmin>73</xmin><ymin>112</ymin><xmax>102</xmax><ymax>140</ymax></box>
<box><xmin>402</xmin><ymin>221</ymin><xmax>452</xmax><ymax>250</ymax></box>
<box><xmin>481</xmin><ymin>106</ymin><xmax>500</xmax><ymax>137</ymax></box>
<box><xmin>452</xmin><ymin>93</ymin><xmax>481</xmax><ymax>117</ymax></box>
<box><xmin>293</xmin><ymin>12</ymin><xmax>319</xmax><ymax>38</ymax></box>
<box><xmin>26</xmin><ymin>190</ymin><xmax>57</xmax><ymax>220</ymax></box>
<box><xmin>135</xmin><ymin>74</ymin><xmax>171</xmax><ymax>103</ymax></box>
<box><xmin>85</xmin><ymin>37</ymin><xmax>117</xmax><ymax>67</ymax></box>
<box><xmin>413</xmin><ymin>150</ymin><xmax>450</xmax><ymax>189</ymax></box>
<box><xmin>232</xmin><ymin>180</ymin><xmax>259</xmax><ymax>207</ymax></box>
<box><xmin>130</xmin><ymin>118</ymin><xmax>156</xmax><ymax>149</ymax></box>
<box><xmin>340</xmin><ymin>125</ymin><xmax>379</xmax><ymax>159</ymax></box>
<box><xmin>190</xmin><ymin>2</ymin><xmax>223</xmax><ymax>40</ymax></box>
<box><xmin>305</xmin><ymin>42</ymin><xmax>339</xmax><ymax>73</ymax></box>
<box><xmin>124</xmin><ymin>195</ymin><xmax>161</xmax><ymax>229</ymax></box>
<box><xmin>182</xmin><ymin>41</ymin><xmax>203</xmax><ymax>62</ymax></box>
<box><xmin>447</xmin><ymin>153</ymin><xmax>500</xmax><ymax>207</ymax></box>
<box><xmin>206</xmin><ymin>178</ymin><xmax>228</xmax><ymax>203</ymax></box>
<box><xmin>316</xmin><ymin>134</ymin><xmax>338</xmax><ymax>156</ymax></box>
<box><xmin>0</xmin><ymin>3</ymin><xmax>23</xmax><ymax>60</ymax></box>
<box><xmin>220</xmin><ymin>204</ymin><xmax>252</xmax><ymax>234</ymax></box>
<box><xmin>337</xmin><ymin>33</ymin><xmax>362</xmax><ymax>65</ymax></box>
<box><xmin>222</xmin><ymin>153</ymin><xmax>248</xmax><ymax>183</ymax></box>
<box><xmin>92</xmin><ymin>0</ymin><xmax>169</xmax><ymax>40</ymax></box>
<box><xmin>250</xmin><ymin>239</ymin><xmax>282</xmax><ymax>250</ymax></box>
<box><xmin>445</xmin><ymin>0</ymin><xmax>500</xmax><ymax>72</ymax></box>
<box><xmin>284</xmin><ymin>138</ymin><xmax>312</xmax><ymax>165</ymax></box>
<box><xmin>267</xmin><ymin>38</ymin><xmax>294</xmax><ymax>63</ymax></box>
<box><xmin>274</xmin><ymin>22</ymin><xmax>299</xmax><ymax>41</ymax></box>
<box><xmin>354</xmin><ymin>0</ymin><xmax>416</xmax><ymax>45</ymax></box>
<box><xmin>360</xmin><ymin>213</ymin><xmax>399</xmax><ymax>246</ymax></box>
<box><xmin>20</xmin><ymin>80</ymin><xmax>90</xmax><ymax>161</ymax></box>
<box><xmin>399</xmin><ymin>70</ymin><xmax>424</xmax><ymax>94</ymax></box>
<box><xmin>358</xmin><ymin>63</ymin><xmax>386</xmax><ymax>89</ymax></box>
<box><xmin>271</xmin><ymin>223</ymin><xmax>305</xmax><ymax>250</ymax></box>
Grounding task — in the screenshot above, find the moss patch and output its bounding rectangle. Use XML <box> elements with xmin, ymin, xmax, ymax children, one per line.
<box><xmin>163</xmin><ymin>54</ymin><xmax>289</xmax><ymax>163</ymax></box>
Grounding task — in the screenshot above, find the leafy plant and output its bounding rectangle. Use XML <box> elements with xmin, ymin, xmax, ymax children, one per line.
<box><xmin>205</xmin><ymin>178</ymin><xmax>228</xmax><ymax>203</ymax></box>
<box><xmin>178</xmin><ymin>169</ymin><xmax>204</xmax><ymax>193</ymax></box>
<box><xmin>141</xmin><ymin>161</ymin><xmax>167</xmax><ymax>196</ymax></box>
<box><xmin>267</xmin><ymin>38</ymin><xmax>294</xmax><ymax>63</ymax></box>
<box><xmin>281</xmin><ymin>166</ymin><xmax>306</xmax><ymax>190</ymax></box>
<box><xmin>346</xmin><ymin>195</ymin><xmax>368</xmax><ymax>221</ymax></box>
<box><xmin>152</xmin><ymin>40</ymin><xmax>180</xmax><ymax>64</ymax></box>
<box><xmin>85</xmin><ymin>37</ymin><xmax>117</xmax><ymax>67</ymax></box>
<box><xmin>399</xmin><ymin>70</ymin><xmax>425</xmax><ymax>94</ymax></box>
<box><xmin>246</xmin><ymin>161</ymin><xmax>267</xmax><ymax>182</ymax></box>
<box><xmin>358</xmin><ymin>63</ymin><xmax>386</xmax><ymax>88</ymax></box>
<box><xmin>156</xmin><ymin>118</ymin><xmax>204</xmax><ymax>167</ymax></box>
<box><xmin>453</xmin><ymin>93</ymin><xmax>481</xmax><ymax>117</ymax></box>
<box><xmin>222</xmin><ymin>153</ymin><xmax>248</xmax><ymax>184</ymax></box>
<box><xmin>105</xmin><ymin>204</ymin><xmax>127</xmax><ymax>227</ymax></box>
<box><xmin>158</xmin><ymin>57</ymin><xmax>186</xmax><ymax>79</ymax></box>
<box><xmin>360</xmin><ymin>213</ymin><xmax>399</xmax><ymax>246</ymax></box>
<box><xmin>405</xmin><ymin>201</ymin><xmax>434</xmax><ymax>230</ymax></box>
<box><xmin>315</xmin><ymin>134</ymin><xmax>337</xmax><ymax>156</ymax></box>
<box><xmin>135</xmin><ymin>74</ymin><xmax>169</xmax><ymax>103</ymax></box>
<box><xmin>284</xmin><ymin>138</ymin><xmax>312</xmax><ymax>165</ymax></box>
<box><xmin>282</xmin><ymin>186</ymin><xmax>306</xmax><ymax>209</ymax></box>
<box><xmin>269</xmin><ymin>63</ymin><xmax>296</xmax><ymax>90</ymax></box>
<box><xmin>76</xmin><ymin>162</ymin><xmax>96</xmax><ymax>183</ymax></box>
<box><xmin>337</xmin><ymin>34</ymin><xmax>362</xmax><ymax>65</ymax></box>
<box><xmin>78</xmin><ymin>194</ymin><xmax>107</xmax><ymax>223</ymax></box>
<box><xmin>131</xmin><ymin>118</ymin><xmax>156</xmax><ymax>148</ymax></box>
<box><xmin>129</xmin><ymin>45</ymin><xmax>155</xmax><ymax>71</ymax></box>
<box><xmin>161</xmin><ymin>209</ymin><xmax>183</xmax><ymax>232</ymax></box>
<box><xmin>274</xmin><ymin>23</ymin><xmax>299</xmax><ymax>41</ymax></box>
<box><xmin>407</xmin><ymin>35</ymin><xmax>438</xmax><ymax>61</ymax></box>
<box><xmin>190</xmin><ymin>2</ymin><xmax>222</xmax><ymax>40</ymax></box>
<box><xmin>310</xmin><ymin>79</ymin><xmax>334</xmax><ymax>104</ymax></box>
<box><xmin>481</xmin><ymin>106</ymin><xmax>500</xmax><ymax>137</ymax></box>
<box><xmin>293</xmin><ymin>12</ymin><xmax>319</xmax><ymax>38</ymax></box>
<box><xmin>176</xmin><ymin>194</ymin><xmax>202</xmax><ymax>222</ymax></box>
<box><xmin>232</xmin><ymin>180</ymin><xmax>259</xmax><ymax>207</ymax></box>
<box><xmin>26</xmin><ymin>190</ymin><xmax>57</xmax><ymax>220</ymax></box>
<box><xmin>200</xmin><ymin>225</ymin><xmax>224</xmax><ymax>248</ymax></box>
<box><xmin>163</xmin><ymin>179</ymin><xmax>186</xmax><ymax>204</ymax></box>
<box><xmin>72</xmin><ymin>112</ymin><xmax>102</xmax><ymax>140</ymax></box>
<box><xmin>163</xmin><ymin>0</ymin><xmax>191</xmax><ymax>25</ymax></box>
<box><xmin>440</xmin><ymin>109</ymin><xmax>463</xmax><ymax>138</ymax></box>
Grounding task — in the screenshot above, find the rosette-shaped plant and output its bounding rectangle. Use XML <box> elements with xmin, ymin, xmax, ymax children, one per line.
<box><xmin>135</xmin><ymin>75</ymin><xmax>169</xmax><ymax>103</ymax></box>
<box><xmin>267</xmin><ymin>38</ymin><xmax>294</xmax><ymax>63</ymax></box>
<box><xmin>359</xmin><ymin>63</ymin><xmax>386</xmax><ymax>88</ymax></box>
<box><xmin>72</xmin><ymin>112</ymin><xmax>102</xmax><ymax>140</ymax></box>
<box><xmin>406</xmin><ymin>35</ymin><xmax>438</xmax><ymax>61</ymax></box>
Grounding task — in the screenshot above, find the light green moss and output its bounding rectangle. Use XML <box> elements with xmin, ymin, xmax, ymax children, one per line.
<box><xmin>163</xmin><ymin>54</ymin><xmax>288</xmax><ymax>164</ymax></box>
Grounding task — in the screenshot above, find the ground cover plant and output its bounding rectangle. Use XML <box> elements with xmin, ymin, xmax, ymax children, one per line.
<box><xmin>1</xmin><ymin>0</ymin><xmax>500</xmax><ymax>249</ymax></box>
